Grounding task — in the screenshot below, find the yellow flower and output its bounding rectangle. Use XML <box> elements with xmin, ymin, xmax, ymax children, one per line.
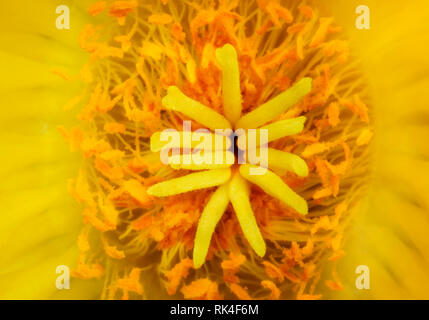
<box><xmin>1</xmin><ymin>0</ymin><xmax>428</xmax><ymax>300</ymax></box>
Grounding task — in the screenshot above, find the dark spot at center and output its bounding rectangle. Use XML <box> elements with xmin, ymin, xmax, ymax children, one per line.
<box><xmin>233</xmin><ymin>134</ymin><xmax>239</xmax><ymax>159</ymax></box>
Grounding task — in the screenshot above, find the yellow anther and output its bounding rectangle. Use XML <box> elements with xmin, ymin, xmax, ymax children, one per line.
<box><xmin>239</xmin><ymin>164</ymin><xmax>308</xmax><ymax>215</ymax></box>
<box><xmin>193</xmin><ymin>184</ymin><xmax>230</xmax><ymax>268</ymax></box>
<box><xmin>228</xmin><ymin>171</ymin><xmax>266</xmax><ymax>257</ymax></box>
<box><xmin>147</xmin><ymin>168</ymin><xmax>231</xmax><ymax>197</ymax></box>
<box><xmin>235</xmin><ymin>78</ymin><xmax>312</xmax><ymax>129</ymax></box>
<box><xmin>267</xmin><ymin>148</ymin><xmax>309</xmax><ymax>177</ymax></box>
<box><xmin>162</xmin><ymin>86</ymin><xmax>231</xmax><ymax>130</ymax></box>
<box><xmin>216</xmin><ymin>44</ymin><xmax>242</xmax><ymax>125</ymax></box>
<box><xmin>150</xmin><ymin>131</ymin><xmax>232</xmax><ymax>152</ymax></box>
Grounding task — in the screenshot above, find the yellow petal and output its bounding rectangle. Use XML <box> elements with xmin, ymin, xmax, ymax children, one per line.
<box><xmin>235</xmin><ymin>78</ymin><xmax>312</xmax><ymax>129</ymax></box>
<box><xmin>239</xmin><ymin>164</ymin><xmax>308</xmax><ymax>215</ymax></box>
<box><xmin>324</xmin><ymin>0</ymin><xmax>429</xmax><ymax>299</ymax></box>
<box><xmin>228</xmin><ymin>171</ymin><xmax>266</xmax><ymax>257</ymax></box>
<box><xmin>147</xmin><ymin>168</ymin><xmax>231</xmax><ymax>197</ymax></box>
<box><xmin>193</xmin><ymin>184</ymin><xmax>230</xmax><ymax>268</ymax></box>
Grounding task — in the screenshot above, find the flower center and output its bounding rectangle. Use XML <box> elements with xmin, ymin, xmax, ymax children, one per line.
<box><xmin>61</xmin><ymin>0</ymin><xmax>373</xmax><ymax>300</ymax></box>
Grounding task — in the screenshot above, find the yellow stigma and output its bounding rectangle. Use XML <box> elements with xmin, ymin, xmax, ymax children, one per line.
<box><xmin>147</xmin><ymin>168</ymin><xmax>232</xmax><ymax>197</ymax></box>
<box><xmin>235</xmin><ymin>77</ymin><xmax>312</xmax><ymax>130</ymax></box>
<box><xmin>215</xmin><ymin>43</ymin><xmax>242</xmax><ymax>125</ymax></box>
<box><xmin>193</xmin><ymin>183</ymin><xmax>230</xmax><ymax>268</ymax></box>
<box><xmin>147</xmin><ymin>43</ymin><xmax>310</xmax><ymax>268</ymax></box>
<box><xmin>228</xmin><ymin>171</ymin><xmax>266</xmax><ymax>257</ymax></box>
<box><xmin>162</xmin><ymin>86</ymin><xmax>231</xmax><ymax>130</ymax></box>
<box><xmin>239</xmin><ymin>164</ymin><xmax>308</xmax><ymax>215</ymax></box>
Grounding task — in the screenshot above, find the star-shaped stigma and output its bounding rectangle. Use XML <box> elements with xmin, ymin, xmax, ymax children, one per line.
<box><xmin>147</xmin><ymin>44</ymin><xmax>312</xmax><ymax>268</ymax></box>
